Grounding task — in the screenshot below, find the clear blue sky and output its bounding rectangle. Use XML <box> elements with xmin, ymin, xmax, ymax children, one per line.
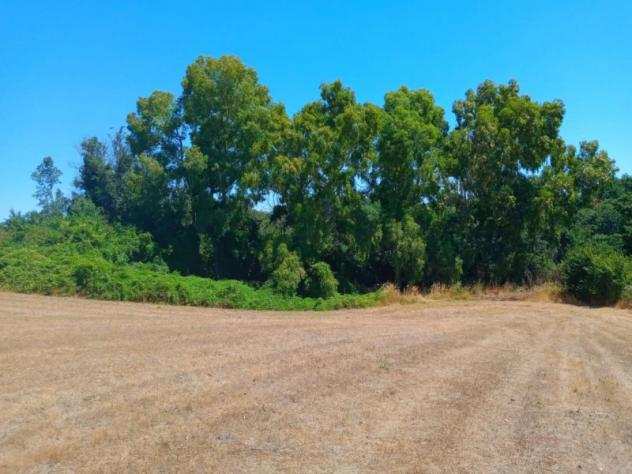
<box><xmin>1</xmin><ymin>0</ymin><xmax>631</xmax><ymax>218</ymax></box>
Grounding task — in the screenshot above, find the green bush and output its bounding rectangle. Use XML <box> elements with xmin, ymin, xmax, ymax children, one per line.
<box><xmin>304</xmin><ymin>261</ymin><xmax>338</xmax><ymax>298</ymax></box>
<box><xmin>73</xmin><ymin>258</ymin><xmax>120</xmax><ymax>298</ymax></box>
<box><xmin>0</xmin><ymin>247</ymin><xmax>76</xmax><ymax>295</ymax></box>
<box><xmin>269</xmin><ymin>250</ymin><xmax>305</xmax><ymax>296</ymax></box>
<box><xmin>561</xmin><ymin>244</ymin><xmax>628</xmax><ymax>305</ymax></box>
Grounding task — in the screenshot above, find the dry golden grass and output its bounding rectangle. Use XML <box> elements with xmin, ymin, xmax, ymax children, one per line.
<box><xmin>380</xmin><ymin>281</ymin><xmax>564</xmax><ymax>305</ymax></box>
<box><xmin>616</xmin><ymin>295</ymin><xmax>632</xmax><ymax>310</ymax></box>
<box><xmin>1</xmin><ymin>291</ymin><xmax>632</xmax><ymax>472</ymax></box>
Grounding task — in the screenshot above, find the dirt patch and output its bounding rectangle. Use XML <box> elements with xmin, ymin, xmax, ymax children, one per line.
<box><xmin>1</xmin><ymin>292</ymin><xmax>631</xmax><ymax>472</ymax></box>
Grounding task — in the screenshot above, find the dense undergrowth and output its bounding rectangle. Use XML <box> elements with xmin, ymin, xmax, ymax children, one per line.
<box><xmin>3</xmin><ymin>203</ymin><xmax>631</xmax><ymax>310</ymax></box>
<box><xmin>0</xmin><ymin>202</ymin><xmax>383</xmax><ymax>310</ymax></box>
<box><xmin>1</xmin><ymin>202</ymin><xmax>630</xmax><ymax>310</ymax></box>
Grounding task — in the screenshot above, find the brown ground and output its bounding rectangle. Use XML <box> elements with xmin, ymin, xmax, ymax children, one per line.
<box><xmin>1</xmin><ymin>293</ymin><xmax>632</xmax><ymax>472</ymax></box>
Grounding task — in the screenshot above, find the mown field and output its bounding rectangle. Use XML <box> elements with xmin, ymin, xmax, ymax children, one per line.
<box><xmin>1</xmin><ymin>292</ymin><xmax>632</xmax><ymax>472</ymax></box>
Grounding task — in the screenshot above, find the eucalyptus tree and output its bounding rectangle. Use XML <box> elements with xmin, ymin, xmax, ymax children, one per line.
<box><xmin>31</xmin><ymin>156</ymin><xmax>65</xmax><ymax>213</ymax></box>
<box><xmin>447</xmin><ymin>80</ymin><xmax>565</xmax><ymax>283</ymax></box>
<box><xmin>75</xmin><ymin>138</ymin><xmax>117</xmax><ymax>217</ymax></box>
<box><xmin>375</xmin><ymin>87</ymin><xmax>447</xmax><ymax>219</ymax></box>
<box><xmin>70</xmin><ymin>57</ymin><xmax>624</xmax><ymax>293</ymax></box>
<box><xmin>179</xmin><ymin>55</ymin><xmax>289</xmax><ymax>278</ymax></box>
<box><xmin>374</xmin><ymin>86</ymin><xmax>448</xmax><ymax>286</ymax></box>
<box><xmin>271</xmin><ymin>81</ymin><xmax>382</xmax><ymax>289</ymax></box>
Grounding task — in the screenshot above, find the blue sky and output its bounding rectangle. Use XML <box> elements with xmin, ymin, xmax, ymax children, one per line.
<box><xmin>1</xmin><ymin>0</ymin><xmax>631</xmax><ymax>218</ymax></box>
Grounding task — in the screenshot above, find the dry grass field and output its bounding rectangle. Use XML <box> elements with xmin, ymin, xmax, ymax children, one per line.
<box><xmin>1</xmin><ymin>292</ymin><xmax>632</xmax><ymax>472</ymax></box>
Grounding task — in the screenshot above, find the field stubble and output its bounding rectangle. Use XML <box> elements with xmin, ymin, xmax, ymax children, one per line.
<box><xmin>1</xmin><ymin>292</ymin><xmax>632</xmax><ymax>472</ymax></box>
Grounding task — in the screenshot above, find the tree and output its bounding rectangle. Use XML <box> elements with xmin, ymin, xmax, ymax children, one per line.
<box><xmin>561</xmin><ymin>243</ymin><xmax>628</xmax><ymax>305</ymax></box>
<box><xmin>568</xmin><ymin>141</ymin><xmax>617</xmax><ymax>208</ymax></box>
<box><xmin>271</xmin><ymin>80</ymin><xmax>382</xmax><ymax>290</ymax></box>
<box><xmin>31</xmin><ymin>156</ymin><xmax>64</xmax><ymax>212</ymax></box>
<box><xmin>569</xmin><ymin>174</ymin><xmax>632</xmax><ymax>255</ymax></box>
<box><xmin>304</xmin><ymin>261</ymin><xmax>338</xmax><ymax>298</ymax></box>
<box><xmin>181</xmin><ymin>55</ymin><xmax>288</xmax><ymax>204</ymax></box>
<box><xmin>127</xmin><ymin>91</ymin><xmax>183</xmax><ymax>166</ymax></box>
<box><xmin>178</xmin><ymin>55</ymin><xmax>289</xmax><ymax>279</ymax></box>
<box><xmin>74</xmin><ymin>56</ymin><xmax>291</xmax><ymax>280</ymax></box>
<box><xmin>383</xmin><ymin>215</ymin><xmax>426</xmax><ymax>288</ymax></box>
<box><xmin>375</xmin><ymin>87</ymin><xmax>447</xmax><ymax>220</ymax></box>
<box><xmin>75</xmin><ymin>137</ymin><xmax>117</xmax><ymax>217</ymax></box>
<box><xmin>268</xmin><ymin>243</ymin><xmax>305</xmax><ymax>296</ymax></box>
<box><xmin>67</xmin><ymin>57</ymin><xmax>626</xmax><ymax>302</ymax></box>
<box><xmin>446</xmin><ymin>80</ymin><xmax>565</xmax><ymax>283</ymax></box>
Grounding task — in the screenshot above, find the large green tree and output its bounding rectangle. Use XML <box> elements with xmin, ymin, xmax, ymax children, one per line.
<box><xmin>178</xmin><ymin>56</ymin><xmax>288</xmax><ymax>279</ymax></box>
<box><xmin>375</xmin><ymin>87</ymin><xmax>447</xmax><ymax>219</ymax></box>
<box><xmin>271</xmin><ymin>81</ymin><xmax>382</xmax><ymax>290</ymax></box>
<box><xmin>446</xmin><ymin>80</ymin><xmax>565</xmax><ymax>283</ymax></box>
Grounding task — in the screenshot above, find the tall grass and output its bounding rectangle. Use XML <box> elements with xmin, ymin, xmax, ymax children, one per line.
<box><xmin>379</xmin><ymin>282</ymin><xmax>565</xmax><ymax>305</ymax></box>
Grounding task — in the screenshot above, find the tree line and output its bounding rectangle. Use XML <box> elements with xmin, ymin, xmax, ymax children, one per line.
<box><xmin>49</xmin><ymin>55</ymin><xmax>628</xmax><ymax>298</ymax></box>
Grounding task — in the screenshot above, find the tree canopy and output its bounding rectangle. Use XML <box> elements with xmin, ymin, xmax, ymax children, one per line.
<box><xmin>61</xmin><ymin>55</ymin><xmax>627</xmax><ymax>295</ymax></box>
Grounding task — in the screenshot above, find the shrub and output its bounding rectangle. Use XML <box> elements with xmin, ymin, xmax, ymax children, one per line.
<box><xmin>0</xmin><ymin>247</ymin><xmax>75</xmax><ymax>295</ymax></box>
<box><xmin>73</xmin><ymin>258</ymin><xmax>120</xmax><ymax>299</ymax></box>
<box><xmin>269</xmin><ymin>251</ymin><xmax>305</xmax><ymax>296</ymax></box>
<box><xmin>384</xmin><ymin>215</ymin><xmax>426</xmax><ymax>288</ymax></box>
<box><xmin>304</xmin><ymin>261</ymin><xmax>338</xmax><ymax>298</ymax></box>
<box><xmin>561</xmin><ymin>244</ymin><xmax>628</xmax><ymax>305</ymax></box>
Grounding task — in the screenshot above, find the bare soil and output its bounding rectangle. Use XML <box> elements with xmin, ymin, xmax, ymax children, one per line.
<box><xmin>1</xmin><ymin>292</ymin><xmax>632</xmax><ymax>472</ymax></box>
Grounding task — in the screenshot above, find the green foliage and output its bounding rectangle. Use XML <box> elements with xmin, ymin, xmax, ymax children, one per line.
<box><xmin>73</xmin><ymin>259</ymin><xmax>120</xmax><ymax>298</ymax></box>
<box><xmin>181</xmin><ymin>55</ymin><xmax>287</xmax><ymax>202</ymax></box>
<box><xmin>0</xmin><ymin>209</ymin><xmax>379</xmax><ymax>310</ymax></box>
<box><xmin>0</xmin><ymin>247</ymin><xmax>76</xmax><ymax>295</ymax></box>
<box><xmin>18</xmin><ymin>56</ymin><xmax>631</xmax><ymax>306</ymax></box>
<box><xmin>569</xmin><ymin>175</ymin><xmax>631</xmax><ymax>255</ymax></box>
<box><xmin>31</xmin><ymin>156</ymin><xmax>66</xmax><ymax>213</ymax></box>
<box><xmin>75</xmin><ymin>138</ymin><xmax>118</xmax><ymax>217</ymax></box>
<box><xmin>384</xmin><ymin>215</ymin><xmax>426</xmax><ymax>288</ymax></box>
<box><xmin>561</xmin><ymin>244</ymin><xmax>629</xmax><ymax>306</ymax></box>
<box><xmin>2</xmin><ymin>200</ymin><xmax>156</xmax><ymax>263</ymax></box>
<box><xmin>447</xmin><ymin>80</ymin><xmax>566</xmax><ymax>283</ymax></box>
<box><xmin>269</xmin><ymin>244</ymin><xmax>306</xmax><ymax>296</ymax></box>
<box><xmin>304</xmin><ymin>261</ymin><xmax>338</xmax><ymax>298</ymax></box>
<box><xmin>271</xmin><ymin>80</ymin><xmax>383</xmax><ymax>288</ymax></box>
<box><xmin>126</xmin><ymin>91</ymin><xmax>181</xmax><ymax>161</ymax></box>
<box><xmin>375</xmin><ymin>87</ymin><xmax>447</xmax><ymax>219</ymax></box>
